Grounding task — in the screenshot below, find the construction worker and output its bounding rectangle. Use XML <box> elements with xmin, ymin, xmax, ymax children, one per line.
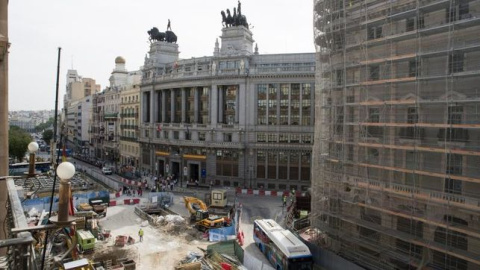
<box><xmin>282</xmin><ymin>195</ymin><xmax>287</xmax><ymax>207</ymax></box>
<box><xmin>138</xmin><ymin>228</ymin><xmax>144</xmax><ymax>242</ymax></box>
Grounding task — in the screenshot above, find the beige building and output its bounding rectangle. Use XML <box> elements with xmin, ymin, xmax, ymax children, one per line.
<box><xmin>65</xmin><ymin>70</ymin><xmax>100</xmax><ymax>103</ymax></box>
<box><xmin>313</xmin><ymin>0</ymin><xmax>480</xmax><ymax>269</ymax></box>
<box><xmin>119</xmin><ymin>76</ymin><xmax>141</xmax><ymax>168</ymax></box>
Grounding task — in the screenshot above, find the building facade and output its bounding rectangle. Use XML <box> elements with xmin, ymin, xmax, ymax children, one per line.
<box><xmin>140</xmin><ymin>15</ymin><xmax>315</xmax><ymax>190</ymax></box>
<box><xmin>313</xmin><ymin>0</ymin><xmax>480</xmax><ymax>269</ymax></box>
<box><xmin>119</xmin><ymin>78</ymin><xmax>141</xmax><ymax>169</ymax></box>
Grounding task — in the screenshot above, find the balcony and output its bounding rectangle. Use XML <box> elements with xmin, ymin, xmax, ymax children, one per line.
<box><xmin>437</xmin><ymin>128</ymin><xmax>469</xmax><ymax>143</ymax></box>
<box><xmin>120</xmin><ymin>125</ymin><xmax>139</xmax><ymax>130</ymax></box>
<box><xmin>1</xmin><ymin>179</ymin><xmax>37</xmax><ymax>269</ymax></box>
<box><xmin>398</xmin><ymin>127</ymin><xmax>425</xmax><ymax>140</ymax></box>
<box><xmin>120</xmin><ymin>113</ymin><xmax>138</xmax><ymax>118</ymax></box>
<box><xmin>120</xmin><ymin>136</ymin><xmax>138</xmax><ymax>142</ymax></box>
<box><xmin>104</xmin><ymin>113</ymin><xmax>118</xmax><ymax>119</ymax></box>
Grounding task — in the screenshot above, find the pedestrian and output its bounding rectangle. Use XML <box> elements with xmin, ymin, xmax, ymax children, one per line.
<box><xmin>138</xmin><ymin>228</ymin><xmax>144</xmax><ymax>242</ymax></box>
<box><xmin>282</xmin><ymin>195</ymin><xmax>287</xmax><ymax>207</ymax></box>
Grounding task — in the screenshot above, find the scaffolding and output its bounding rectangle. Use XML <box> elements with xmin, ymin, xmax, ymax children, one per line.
<box><xmin>313</xmin><ymin>0</ymin><xmax>480</xmax><ymax>269</ymax></box>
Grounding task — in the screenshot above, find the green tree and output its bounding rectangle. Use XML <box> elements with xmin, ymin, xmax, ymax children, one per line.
<box><xmin>42</xmin><ymin>129</ymin><xmax>53</xmax><ymax>145</ymax></box>
<box><xmin>9</xmin><ymin>126</ymin><xmax>32</xmax><ymax>162</ymax></box>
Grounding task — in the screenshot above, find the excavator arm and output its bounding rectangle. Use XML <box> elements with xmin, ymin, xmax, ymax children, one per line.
<box><xmin>183</xmin><ymin>196</ymin><xmax>208</xmax><ymax>217</ymax></box>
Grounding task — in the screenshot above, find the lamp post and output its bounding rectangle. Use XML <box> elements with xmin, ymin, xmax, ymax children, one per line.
<box><xmin>49</xmin><ymin>161</ymin><xmax>76</xmax><ymax>225</ymax></box>
<box><xmin>27</xmin><ymin>142</ymin><xmax>39</xmax><ymax>177</ymax></box>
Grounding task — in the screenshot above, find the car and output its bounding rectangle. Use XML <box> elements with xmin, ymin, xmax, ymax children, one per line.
<box><xmin>102</xmin><ymin>167</ymin><xmax>112</xmax><ymax>175</ymax></box>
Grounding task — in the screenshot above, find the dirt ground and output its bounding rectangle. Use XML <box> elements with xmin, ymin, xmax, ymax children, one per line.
<box><xmin>87</xmin><ymin>204</ymin><xmax>210</xmax><ymax>269</ymax></box>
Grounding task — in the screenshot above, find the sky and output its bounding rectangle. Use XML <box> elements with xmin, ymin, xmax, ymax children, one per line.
<box><xmin>8</xmin><ymin>0</ymin><xmax>315</xmax><ymax>111</ymax></box>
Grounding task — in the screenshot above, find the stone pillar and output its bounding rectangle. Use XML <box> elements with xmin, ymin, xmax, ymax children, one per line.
<box><xmin>153</xmin><ymin>90</ymin><xmax>159</xmax><ymax>123</ymax></box>
<box><xmin>211</xmin><ymin>85</ymin><xmax>218</xmax><ymax>125</ymax></box>
<box><xmin>194</xmin><ymin>87</ymin><xmax>200</xmax><ymax>123</ymax></box>
<box><xmin>171</xmin><ymin>89</ymin><xmax>176</xmax><ymax>123</ymax></box>
<box><xmin>149</xmin><ymin>90</ymin><xmax>154</xmax><ymax>124</ymax></box>
<box><xmin>218</xmin><ymin>87</ymin><xmax>224</xmax><ymax>124</ymax></box>
<box><xmin>161</xmin><ymin>90</ymin><xmax>166</xmax><ymax>122</ymax></box>
<box><xmin>235</xmin><ymin>86</ymin><xmax>240</xmax><ymax>124</ymax></box>
<box><xmin>0</xmin><ymin>0</ymin><xmax>8</xmax><ymax>254</ymax></box>
<box><xmin>181</xmin><ymin>88</ymin><xmax>186</xmax><ymax>123</ymax></box>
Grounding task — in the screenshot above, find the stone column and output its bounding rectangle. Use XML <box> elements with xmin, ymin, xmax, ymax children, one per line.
<box><xmin>211</xmin><ymin>85</ymin><xmax>218</xmax><ymax>125</ymax></box>
<box><xmin>161</xmin><ymin>90</ymin><xmax>166</xmax><ymax>122</ymax></box>
<box><xmin>181</xmin><ymin>88</ymin><xmax>186</xmax><ymax>123</ymax></box>
<box><xmin>218</xmin><ymin>87</ymin><xmax>224</xmax><ymax>124</ymax></box>
<box><xmin>149</xmin><ymin>90</ymin><xmax>154</xmax><ymax>124</ymax></box>
<box><xmin>235</xmin><ymin>85</ymin><xmax>240</xmax><ymax>124</ymax></box>
<box><xmin>194</xmin><ymin>87</ymin><xmax>200</xmax><ymax>123</ymax></box>
<box><xmin>171</xmin><ymin>89</ymin><xmax>176</xmax><ymax>123</ymax></box>
<box><xmin>153</xmin><ymin>90</ymin><xmax>159</xmax><ymax>123</ymax></box>
<box><xmin>0</xmin><ymin>0</ymin><xmax>8</xmax><ymax>254</ymax></box>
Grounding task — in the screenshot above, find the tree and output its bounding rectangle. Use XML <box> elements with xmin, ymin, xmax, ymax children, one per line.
<box><xmin>9</xmin><ymin>126</ymin><xmax>32</xmax><ymax>162</ymax></box>
<box><xmin>42</xmin><ymin>130</ymin><xmax>53</xmax><ymax>145</ymax></box>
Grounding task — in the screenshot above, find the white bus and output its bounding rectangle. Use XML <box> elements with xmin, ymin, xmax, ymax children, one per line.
<box><xmin>253</xmin><ymin>219</ymin><xmax>313</xmax><ymax>270</ymax></box>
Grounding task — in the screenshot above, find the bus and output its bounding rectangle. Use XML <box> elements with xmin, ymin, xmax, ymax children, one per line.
<box><xmin>253</xmin><ymin>219</ymin><xmax>313</xmax><ymax>270</ymax></box>
<box><xmin>9</xmin><ymin>162</ymin><xmax>52</xmax><ymax>176</ymax></box>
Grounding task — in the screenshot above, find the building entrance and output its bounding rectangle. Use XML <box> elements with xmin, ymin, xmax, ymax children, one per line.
<box><xmin>171</xmin><ymin>162</ymin><xmax>180</xmax><ymax>179</ymax></box>
<box><xmin>158</xmin><ymin>160</ymin><xmax>165</xmax><ymax>176</ymax></box>
<box><xmin>189</xmin><ymin>163</ymin><xmax>199</xmax><ymax>183</ymax></box>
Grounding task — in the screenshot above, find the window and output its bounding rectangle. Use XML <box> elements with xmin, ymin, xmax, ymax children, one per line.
<box><xmin>418</xmin><ymin>13</ymin><xmax>425</xmax><ymax>29</ymax></box>
<box><xmin>336</xmin><ymin>70</ymin><xmax>344</xmax><ymax>86</ymax></box>
<box><xmin>370</xmin><ymin>65</ymin><xmax>380</xmax><ymax>81</ymax></box>
<box><xmin>224</xmin><ymin>133</ymin><xmax>232</xmax><ymax>142</ymax></box>
<box><xmin>459</xmin><ymin>2</ymin><xmax>470</xmax><ymax>19</ymax></box>
<box><xmin>367</xmin><ymin>26</ymin><xmax>383</xmax><ymax>40</ymax></box>
<box><xmin>445</xmin><ymin>154</ymin><xmax>462</xmax><ymax>194</ymax></box>
<box><xmin>407</xmin><ymin>107</ymin><xmax>418</xmax><ymax>124</ymax></box>
<box><xmin>406</xmin><ymin>17</ymin><xmax>415</xmax><ymax>32</ymax></box>
<box><xmin>408</xmin><ymin>60</ymin><xmax>419</xmax><ymax>77</ymax></box>
<box><xmin>447</xmin><ymin>6</ymin><xmax>457</xmax><ymax>22</ymax></box>
<box><xmin>448</xmin><ymin>106</ymin><xmax>463</xmax><ymax>124</ymax></box>
<box><xmin>369</xmin><ymin>108</ymin><xmax>380</xmax><ymax>123</ymax></box>
<box><xmin>448</xmin><ymin>52</ymin><xmax>464</xmax><ymax>74</ymax></box>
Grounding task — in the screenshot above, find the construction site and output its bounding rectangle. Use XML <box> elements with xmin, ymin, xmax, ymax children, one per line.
<box><xmin>312</xmin><ymin>0</ymin><xmax>480</xmax><ymax>269</ymax></box>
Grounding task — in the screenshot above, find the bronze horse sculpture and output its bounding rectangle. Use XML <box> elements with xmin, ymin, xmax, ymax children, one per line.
<box><xmin>148</xmin><ymin>27</ymin><xmax>166</xmax><ymax>42</ymax></box>
<box><xmin>221</xmin><ymin>1</ymin><xmax>248</xmax><ymax>29</ymax></box>
<box><xmin>147</xmin><ymin>27</ymin><xmax>177</xmax><ymax>43</ymax></box>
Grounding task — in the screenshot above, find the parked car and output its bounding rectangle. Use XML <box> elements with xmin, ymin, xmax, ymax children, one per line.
<box><xmin>101</xmin><ymin>167</ymin><xmax>112</xmax><ymax>175</ymax></box>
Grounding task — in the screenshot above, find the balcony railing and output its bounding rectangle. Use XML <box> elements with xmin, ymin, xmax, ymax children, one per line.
<box><xmin>437</xmin><ymin>128</ymin><xmax>469</xmax><ymax>142</ymax></box>
<box><xmin>120</xmin><ymin>136</ymin><xmax>138</xmax><ymax>142</ymax></box>
<box><xmin>120</xmin><ymin>113</ymin><xmax>138</xmax><ymax>118</ymax></box>
<box><xmin>398</xmin><ymin>127</ymin><xmax>425</xmax><ymax>140</ymax></box>
<box><xmin>1</xmin><ymin>179</ymin><xmax>36</xmax><ymax>269</ymax></box>
<box><xmin>120</xmin><ymin>125</ymin><xmax>139</xmax><ymax>130</ymax></box>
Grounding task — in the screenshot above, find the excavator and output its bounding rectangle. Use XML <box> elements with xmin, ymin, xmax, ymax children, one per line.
<box><xmin>183</xmin><ymin>196</ymin><xmax>229</xmax><ymax>231</ymax></box>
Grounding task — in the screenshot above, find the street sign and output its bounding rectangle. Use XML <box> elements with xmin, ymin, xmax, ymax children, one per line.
<box><xmin>183</xmin><ymin>166</ymin><xmax>188</xmax><ymax>175</ymax></box>
<box><xmin>201</xmin><ymin>169</ymin><xmax>206</xmax><ymax>178</ymax></box>
<box><xmin>165</xmin><ymin>164</ymin><xmax>169</xmax><ymax>173</ymax></box>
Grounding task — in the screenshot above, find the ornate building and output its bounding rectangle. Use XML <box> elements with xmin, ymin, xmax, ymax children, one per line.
<box><xmin>139</xmin><ymin>5</ymin><xmax>315</xmax><ymax>190</ymax></box>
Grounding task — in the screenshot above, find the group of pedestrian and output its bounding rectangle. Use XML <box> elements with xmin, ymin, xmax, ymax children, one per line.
<box><xmin>122</xmin><ymin>185</ymin><xmax>144</xmax><ymax>197</ymax></box>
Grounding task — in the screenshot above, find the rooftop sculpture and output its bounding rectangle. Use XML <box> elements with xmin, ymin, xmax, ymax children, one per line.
<box><xmin>148</xmin><ymin>20</ymin><xmax>177</xmax><ymax>43</ymax></box>
<box><xmin>221</xmin><ymin>1</ymin><xmax>248</xmax><ymax>29</ymax></box>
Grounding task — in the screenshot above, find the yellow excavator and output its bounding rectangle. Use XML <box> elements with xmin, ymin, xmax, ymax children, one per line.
<box><xmin>183</xmin><ymin>196</ymin><xmax>227</xmax><ymax>231</ymax></box>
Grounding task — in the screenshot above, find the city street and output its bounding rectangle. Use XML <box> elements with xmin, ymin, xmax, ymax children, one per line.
<box><xmin>72</xmin><ymin>157</ymin><xmax>278</xmax><ymax>268</ymax></box>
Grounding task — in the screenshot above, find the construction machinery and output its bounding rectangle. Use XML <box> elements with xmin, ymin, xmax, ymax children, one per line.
<box><xmin>204</xmin><ymin>189</ymin><xmax>235</xmax><ymax>218</ymax></box>
<box><xmin>183</xmin><ymin>196</ymin><xmax>210</xmax><ymax>222</ymax></box>
<box><xmin>183</xmin><ymin>196</ymin><xmax>230</xmax><ymax>231</ymax></box>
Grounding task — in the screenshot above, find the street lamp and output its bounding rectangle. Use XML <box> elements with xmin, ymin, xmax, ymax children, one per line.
<box><xmin>27</xmin><ymin>141</ymin><xmax>39</xmax><ymax>177</ymax></box>
<box><xmin>49</xmin><ymin>161</ymin><xmax>76</xmax><ymax>225</ymax></box>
